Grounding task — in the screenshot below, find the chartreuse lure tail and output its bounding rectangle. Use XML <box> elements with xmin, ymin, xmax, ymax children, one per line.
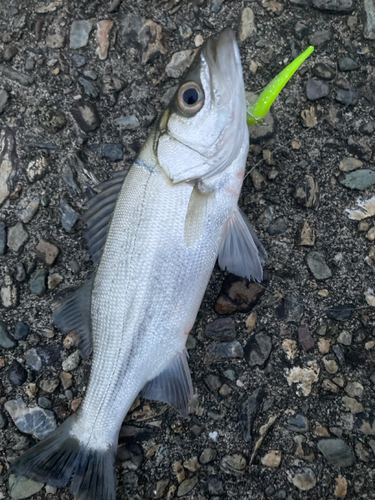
<box><xmin>247</xmin><ymin>46</ymin><xmax>314</xmax><ymax>126</ymax></box>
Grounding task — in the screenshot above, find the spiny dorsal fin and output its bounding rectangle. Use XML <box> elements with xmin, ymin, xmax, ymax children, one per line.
<box><xmin>141</xmin><ymin>350</ymin><xmax>193</xmax><ymax>418</ymax></box>
<box><xmin>52</xmin><ymin>275</ymin><xmax>94</xmax><ymax>358</ymax></box>
<box><xmin>218</xmin><ymin>208</ymin><xmax>267</xmax><ymax>282</ymax></box>
<box><xmin>82</xmin><ymin>169</ymin><xmax>129</xmax><ymax>264</ymax></box>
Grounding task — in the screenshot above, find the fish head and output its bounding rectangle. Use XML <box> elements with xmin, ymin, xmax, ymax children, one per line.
<box><xmin>155</xmin><ymin>28</ymin><xmax>249</xmax><ymax>187</ymax></box>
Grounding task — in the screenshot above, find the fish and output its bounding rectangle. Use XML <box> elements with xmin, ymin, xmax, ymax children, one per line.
<box><xmin>11</xmin><ymin>28</ymin><xmax>267</xmax><ymax>500</ymax></box>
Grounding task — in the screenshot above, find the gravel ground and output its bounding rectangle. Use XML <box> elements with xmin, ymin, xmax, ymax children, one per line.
<box><xmin>1</xmin><ymin>0</ymin><xmax>375</xmax><ymax>499</ymax></box>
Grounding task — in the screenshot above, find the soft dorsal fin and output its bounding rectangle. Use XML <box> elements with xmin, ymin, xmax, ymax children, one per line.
<box><xmin>184</xmin><ymin>187</ymin><xmax>215</xmax><ymax>247</ymax></box>
<box><xmin>52</xmin><ymin>275</ymin><xmax>95</xmax><ymax>358</ymax></box>
<box><xmin>218</xmin><ymin>208</ymin><xmax>267</xmax><ymax>282</ymax></box>
<box><xmin>82</xmin><ymin>169</ymin><xmax>129</xmax><ymax>264</ymax></box>
<box><xmin>141</xmin><ymin>350</ymin><xmax>193</xmax><ymax>418</ymax></box>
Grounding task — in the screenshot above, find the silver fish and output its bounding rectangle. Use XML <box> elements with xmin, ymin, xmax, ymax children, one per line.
<box><xmin>12</xmin><ymin>28</ymin><xmax>266</xmax><ymax>500</ymax></box>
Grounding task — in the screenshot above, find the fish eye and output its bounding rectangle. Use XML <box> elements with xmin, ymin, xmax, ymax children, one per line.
<box><xmin>177</xmin><ymin>81</ymin><xmax>204</xmax><ymax>114</ymax></box>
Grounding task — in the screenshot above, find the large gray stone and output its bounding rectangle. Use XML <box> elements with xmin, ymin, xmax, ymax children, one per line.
<box><xmin>317</xmin><ymin>439</ymin><xmax>355</xmax><ymax>467</ymax></box>
<box><xmin>70</xmin><ymin>20</ymin><xmax>92</xmax><ymax>48</ymax></box>
<box><xmin>4</xmin><ymin>397</ymin><xmax>57</xmax><ymax>439</ymax></box>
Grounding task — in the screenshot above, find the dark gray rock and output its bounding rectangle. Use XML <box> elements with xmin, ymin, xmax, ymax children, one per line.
<box><xmin>312</xmin><ymin>0</ymin><xmax>353</xmax><ymax>12</ymax></box>
<box><xmin>275</xmin><ymin>294</ymin><xmax>304</xmax><ymax>323</ymax></box>
<box><xmin>30</xmin><ymin>268</ymin><xmax>47</xmax><ymax>296</ymax></box>
<box><xmin>204</xmin><ymin>340</ymin><xmax>244</xmax><ymax>364</ymax></box>
<box><xmin>294</xmin><ymin>21</ymin><xmax>309</xmax><ymax>40</ymax></box>
<box><xmin>285</xmin><ymin>414</ymin><xmax>310</xmax><ymax>432</ymax></box>
<box><xmin>25</xmin><ymin>57</ymin><xmax>35</xmax><ymax>71</ymax></box>
<box><xmin>4</xmin><ymin>397</ymin><xmax>57</xmax><ymax>439</ymax></box>
<box><xmin>0</xmin><ymin>321</ymin><xmax>17</xmax><ymax>348</ymax></box>
<box><xmin>332</xmin><ymin>344</ymin><xmax>345</xmax><ymax>365</ymax></box>
<box><xmin>211</xmin><ymin>0</ymin><xmax>226</xmax><ymax>12</ymax></box>
<box><xmin>341</xmin><ymin>170</ymin><xmax>375</xmax><ymax>190</ymax></box>
<box><xmin>0</xmin><ymin>222</ymin><xmax>6</xmax><ymax>253</ymax></box>
<box><xmin>308</xmin><ymin>30</ymin><xmax>331</xmax><ymax>47</ymax></box>
<box><xmin>364</xmin><ymin>0</ymin><xmax>375</xmax><ymax>39</ymax></box>
<box><xmin>38</xmin><ymin>397</ymin><xmax>52</xmax><ymax>409</ymax></box>
<box><xmin>102</xmin><ymin>143</ymin><xmax>124</xmax><ymax>161</ymax></box>
<box><xmin>3</xmin><ymin>46</ymin><xmax>18</xmax><ymax>61</ymax></box>
<box><xmin>14</xmin><ymin>321</ymin><xmax>30</xmax><ymax>340</ymax></box>
<box><xmin>114</xmin><ymin>115</ymin><xmax>140</xmax><ymax>130</ymax></box>
<box><xmin>72</xmin><ymin>54</ymin><xmax>86</xmax><ymax>67</ymax></box>
<box><xmin>8</xmin><ymin>360</ymin><xmax>27</xmax><ymax>386</ymax></box>
<box><xmin>298</xmin><ymin>325</ymin><xmax>314</xmax><ymax>351</ymax></box>
<box><xmin>326</xmin><ymin>305</ymin><xmax>353</xmax><ymax>322</ymax></box>
<box><xmin>306</xmin><ymin>79</ymin><xmax>329</xmax><ymax>101</ymax></box>
<box><xmin>336</xmin><ymin>90</ymin><xmax>358</xmax><ymax>106</ymax></box>
<box><xmin>244</xmin><ymin>333</ymin><xmax>272</xmax><ymax>367</ymax></box>
<box><xmin>239</xmin><ymin>387</ymin><xmax>264</xmax><ymax>442</ymax></box>
<box><xmin>15</xmin><ymin>262</ymin><xmax>26</xmax><ymax>282</ymax></box>
<box><xmin>59</xmin><ymin>200</ymin><xmax>78</xmax><ymax>231</ymax></box>
<box><xmin>70</xmin><ymin>99</ymin><xmax>100</xmax><ymax>133</ymax></box>
<box><xmin>3</xmin><ymin>66</ymin><xmax>34</xmax><ymax>86</ymax></box>
<box><xmin>8</xmin><ymin>474</ymin><xmax>44</xmax><ymax>499</ymax></box>
<box><xmin>267</xmin><ymin>217</ymin><xmax>287</xmax><ymax>235</ymax></box>
<box><xmin>205</xmin><ymin>374</ymin><xmax>222</xmax><ymax>391</ymax></box>
<box><xmin>205</xmin><ymin>318</ymin><xmax>236</xmax><ymax>342</ymax></box>
<box><xmin>317</xmin><ymin>439</ymin><xmax>355</xmax><ymax>467</ymax></box>
<box><xmin>312</xmin><ymin>62</ymin><xmax>335</xmax><ymax>80</ymax></box>
<box><xmin>78</xmin><ymin>76</ymin><xmax>98</xmax><ymax>98</ymax></box>
<box><xmin>7</xmin><ymin>222</ymin><xmax>29</xmax><ymax>252</ymax></box>
<box><xmin>25</xmin><ymin>345</ymin><xmax>61</xmax><ymax>371</ymax></box>
<box><xmin>359</xmin><ymin>121</ymin><xmax>375</xmax><ymax>135</ymax></box>
<box><xmin>0</xmin><ymin>89</ymin><xmax>9</xmax><ymax>113</ymax></box>
<box><xmin>207</xmin><ymin>475</ymin><xmax>224</xmax><ymax>495</ymax></box>
<box><xmin>338</xmin><ymin>57</ymin><xmax>359</xmax><ymax>71</ymax></box>
<box><xmin>306</xmin><ymin>251</ymin><xmax>332</xmax><ymax>280</ymax></box>
<box><xmin>117</xmin><ymin>443</ymin><xmax>143</xmax><ymax>468</ymax></box>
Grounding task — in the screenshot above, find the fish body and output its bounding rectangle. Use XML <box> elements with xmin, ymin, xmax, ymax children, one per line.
<box><xmin>12</xmin><ymin>29</ymin><xmax>265</xmax><ymax>500</ymax></box>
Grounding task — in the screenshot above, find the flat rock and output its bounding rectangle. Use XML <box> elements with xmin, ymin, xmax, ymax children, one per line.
<box><xmin>200</xmin><ymin>448</ymin><xmax>217</xmax><ymax>464</ymax></box>
<box><xmin>93</xmin><ymin>143</ymin><xmax>124</xmax><ymax>161</ymax></box>
<box><xmin>19</xmin><ymin>197</ymin><xmax>40</xmax><ymax>223</ymax></box>
<box><xmin>221</xmin><ymin>454</ymin><xmax>247</xmax><ymax>476</ymax></box>
<box><xmin>78</xmin><ymin>76</ymin><xmax>98</xmax><ymax>99</ymax></box>
<box><xmin>1</xmin><ymin>275</ymin><xmax>18</xmax><ymax>308</ymax></box>
<box><xmin>30</xmin><ymin>268</ymin><xmax>47</xmax><ymax>296</ymax></box>
<box><xmin>70</xmin><ymin>20</ymin><xmax>92</xmax><ymax>48</ymax></box>
<box><xmin>205</xmin><ymin>318</ymin><xmax>236</xmax><ymax>341</ymax></box>
<box><xmin>239</xmin><ymin>387</ymin><xmax>264</xmax><ymax>442</ymax></box>
<box><xmin>215</xmin><ymin>275</ymin><xmax>264</xmax><ymax>314</ymax></box>
<box><xmin>317</xmin><ymin>439</ymin><xmax>355</xmax><ymax>467</ymax></box>
<box><xmin>275</xmin><ymin>293</ymin><xmax>304</xmax><ymax>323</ymax></box>
<box><xmin>26</xmin><ymin>155</ymin><xmax>49</xmax><ymax>183</ymax></box>
<box><xmin>0</xmin><ymin>125</ymin><xmax>18</xmax><ymax>207</ymax></box>
<box><xmin>308</xmin><ymin>29</ymin><xmax>331</xmax><ymax>46</ymax></box>
<box><xmin>0</xmin><ymin>321</ymin><xmax>17</xmax><ymax>348</ymax></box>
<box><xmin>8</xmin><ymin>475</ymin><xmax>44</xmax><ymax>500</ymax></box>
<box><xmin>291</xmin><ymin>468</ymin><xmax>316</xmax><ymax>491</ymax></box>
<box><xmin>306</xmin><ymin>251</ymin><xmax>332</xmax><ymax>280</ymax></box>
<box><xmin>341</xmin><ymin>170</ymin><xmax>375</xmax><ymax>190</ymax></box>
<box><xmin>59</xmin><ymin>200</ymin><xmax>78</xmax><ymax>231</ymax></box>
<box><xmin>177</xmin><ymin>477</ymin><xmax>198</xmax><ymax>497</ymax></box>
<box><xmin>285</xmin><ymin>414</ymin><xmax>310</xmax><ymax>432</ymax></box>
<box><xmin>326</xmin><ymin>304</ymin><xmax>353</xmax><ymax>321</ymax></box>
<box><xmin>239</xmin><ymin>7</ymin><xmax>256</xmax><ymax>41</ymax></box>
<box><xmin>115</xmin><ymin>115</ymin><xmax>140</xmax><ymax>130</ymax></box>
<box><xmin>336</xmin><ymin>90</ymin><xmax>358</xmax><ymax>106</ymax></box>
<box><xmin>166</xmin><ymin>49</ymin><xmax>197</xmax><ymax>78</ymax></box>
<box><xmin>36</xmin><ymin>238</ymin><xmax>59</xmax><ymax>265</ymax></box>
<box><xmin>306</xmin><ymin>79</ymin><xmax>329</xmax><ymax>101</ymax></box>
<box><xmin>62</xmin><ymin>350</ymin><xmax>80</xmax><ymax>371</ymax></box>
<box><xmin>8</xmin><ymin>360</ymin><xmax>27</xmax><ymax>385</ymax></box>
<box><xmin>46</xmin><ymin>32</ymin><xmax>65</xmax><ymax>48</ymax></box>
<box><xmin>312</xmin><ymin>0</ymin><xmax>353</xmax><ymax>12</ymax></box>
<box><xmin>298</xmin><ymin>325</ymin><xmax>314</xmax><ymax>351</ymax></box>
<box><xmin>3</xmin><ymin>66</ymin><xmax>34</xmax><ymax>86</ymax></box>
<box><xmin>70</xmin><ymin>99</ymin><xmax>100</xmax><ymax>133</ymax></box>
<box><xmin>295</xmin><ymin>221</ymin><xmax>315</xmax><ymax>246</ymax></box>
<box><xmin>339</xmin><ymin>157</ymin><xmax>363</xmax><ymax>172</ymax></box>
<box><xmin>244</xmin><ymin>332</ymin><xmax>272</xmax><ymax>367</ymax></box>
<box><xmin>4</xmin><ymin>397</ymin><xmax>57</xmax><ymax>439</ymax></box>
<box><xmin>7</xmin><ymin>222</ymin><xmax>28</xmax><ymax>252</ymax></box>
<box><xmin>14</xmin><ymin>321</ymin><xmax>30</xmax><ymax>340</ymax></box>
<box><xmin>312</xmin><ymin>62</ymin><xmax>335</xmax><ymax>80</ymax></box>
<box><xmin>364</xmin><ymin>0</ymin><xmax>375</xmax><ymax>39</ymax></box>
<box><xmin>204</xmin><ymin>340</ymin><xmax>243</xmax><ymax>364</ymax></box>
<box><xmin>338</xmin><ymin>57</ymin><xmax>359</xmax><ymax>71</ymax></box>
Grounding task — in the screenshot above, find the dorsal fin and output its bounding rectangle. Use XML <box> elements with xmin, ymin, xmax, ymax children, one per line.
<box><xmin>82</xmin><ymin>169</ymin><xmax>129</xmax><ymax>264</ymax></box>
<box><xmin>141</xmin><ymin>350</ymin><xmax>193</xmax><ymax>418</ymax></box>
<box><xmin>218</xmin><ymin>208</ymin><xmax>267</xmax><ymax>283</ymax></box>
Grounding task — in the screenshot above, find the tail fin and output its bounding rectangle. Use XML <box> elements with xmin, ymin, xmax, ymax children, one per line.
<box><xmin>11</xmin><ymin>415</ymin><xmax>116</xmax><ymax>500</ymax></box>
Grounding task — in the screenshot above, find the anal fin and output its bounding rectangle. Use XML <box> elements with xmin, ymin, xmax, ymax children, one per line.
<box><xmin>141</xmin><ymin>350</ymin><xmax>193</xmax><ymax>418</ymax></box>
<box><xmin>218</xmin><ymin>208</ymin><xmax>267</xmax><ymax>282</ymax></box>
<box><xmin>52</xmin><ymin>275</ymin><xmax>94</xmax><ymax>358</ymax></box>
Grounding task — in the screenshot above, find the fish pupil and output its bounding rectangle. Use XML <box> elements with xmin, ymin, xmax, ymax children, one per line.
<box><xmin>183</xmin><ymin>88</ymin><xmax>199</xmax><ymax>105</ymax></box>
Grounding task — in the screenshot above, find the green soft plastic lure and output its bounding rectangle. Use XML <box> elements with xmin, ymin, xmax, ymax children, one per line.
<box><xmin>247</xmin><ymin>46</ymin><xmax>314</xmax><ymax>126</ymax></box>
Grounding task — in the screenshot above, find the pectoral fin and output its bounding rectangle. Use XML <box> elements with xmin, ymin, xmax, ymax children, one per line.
<box><xmin>184</xmin><ymin>187</ymin><xmax>214</xmax><ymax>247</ymax></box>
<box><xmin>141</xmin><ymin>350</ymin><xmax>193</xmax><ymax>418</ymax></box>
<box><xmin>218</xmin><ymin>208</ymin><xmax>267</xmax><ymax>282</ymax></box>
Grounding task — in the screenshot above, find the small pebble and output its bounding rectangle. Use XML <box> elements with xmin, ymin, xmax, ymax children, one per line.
<box><xmin>323</xmin><ymin>357</ymin><xmax>338</xmax><ymax>374</ymax></box>
<box><xmin>261</xmin><ymin>450</ymin><xmax>281</xmax><ymax>467</ymax></box>
<box><xmin>344</xmin><ymin>381</ymin><xmax>363</xmax><ymax>398</ymax></box>
<box><xmin>30</xmin><ymin>268</ymin><xmax>47</xmax><ymax>296</ymax></box>
<box><xmin>337</xmin><ymin>330</ymin><xmax>352</xmax><ymax>345</ymax></box>
<box><xmin>14</xmin><ymin>321</ymin><xmax>30</xmax><ymax>340</ymax></box>
<box><xmin>62</xmin><ymin>350</ymin><xmax>80</xmax><ymax>371</ymax></box>
<box><xmin>342</xmin><ymin>396</ymin><xmax>363</xmax><ymax>413</ymax></box>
